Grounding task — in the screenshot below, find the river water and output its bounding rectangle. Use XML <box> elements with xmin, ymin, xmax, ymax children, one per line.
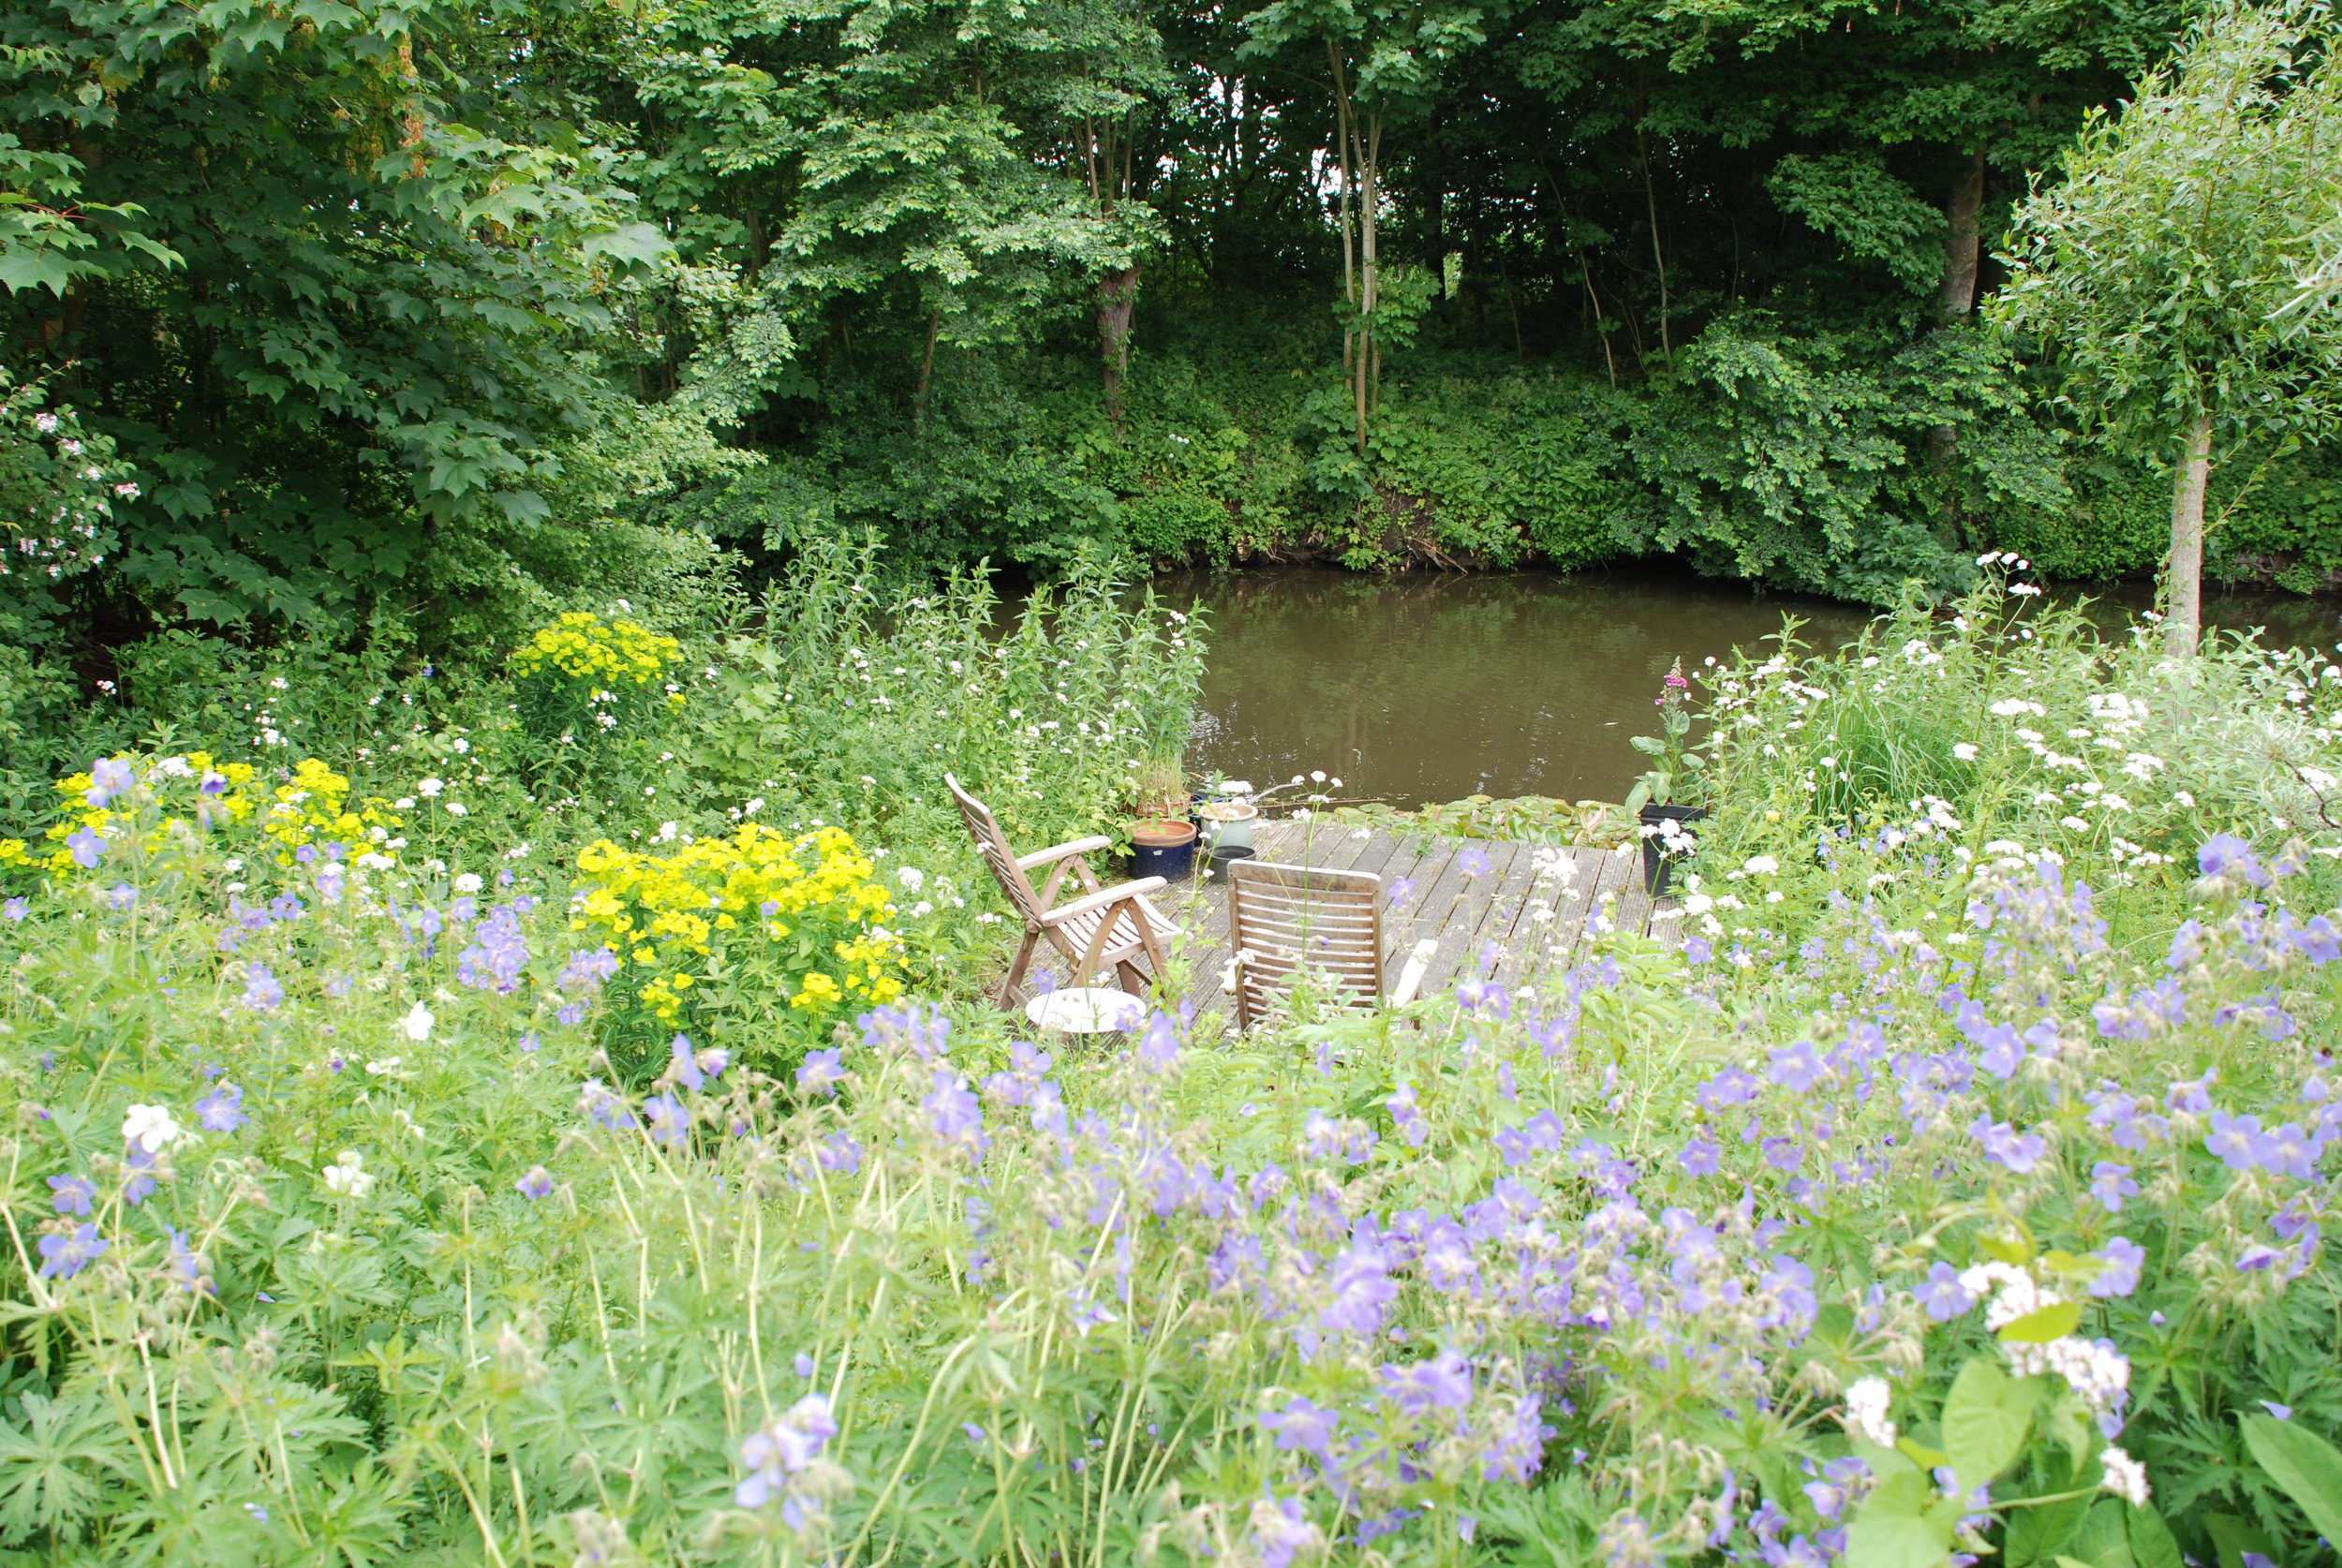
<box><xmin>1158</xmin><ymin>565</ymin><xmax>2342</xmax><ymax>809</ymax></box>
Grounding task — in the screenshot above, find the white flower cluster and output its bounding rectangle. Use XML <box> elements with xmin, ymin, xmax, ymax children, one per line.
<box><xmin>1959</xmin><ymin>1260</ymin><xmax>2054</xmax><ymax>1329</ymax></box>
<box><xmin>2099</xmin><ymin>1445</ymin><xmax>2151</xmax><ymax>1507</ymax></box>
<box><xmin>322</xmin><ymin>1150</ymin><xmax>375</xmax><ymax>1198</ymax></box>
<box><xmin>2008</xmin><ymin>1335</ymin><xmax>2132</xmax><ymax>1415</ymax></box>
<box><xmin>1958</xmin><ymin>1262</ymin><xmax>2131</xmax><ymax>1414</ymax></box>
<box><xmin>1840</xmin><ymin>1376</ymin><xmax>1897</xmax><ymax>1447</ymax></box>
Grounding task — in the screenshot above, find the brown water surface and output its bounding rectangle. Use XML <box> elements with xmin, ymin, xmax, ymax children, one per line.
<box><xmin>1158</xmin><ymin>566</ymin><xmax>2342</xmax><ymax>809</ymax></box>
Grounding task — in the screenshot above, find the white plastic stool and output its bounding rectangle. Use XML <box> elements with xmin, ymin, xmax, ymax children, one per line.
<box><xmin>1024</xmin><ymin>987</ymin><xmax>1147</xmax><ymax>1036</ymax></box>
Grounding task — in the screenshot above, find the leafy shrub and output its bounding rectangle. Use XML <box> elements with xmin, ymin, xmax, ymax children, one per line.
<box><xmin>681</xmin><ymin>539</ymin><xmax>1208</xmax><ymax>857</ymax></box>
<box><xmin>570</xmin><ymin>823</ymin><xmax>906</xmax><ymax>1076</ymax></box>
<box><xmin>0</xmin><ymin>750</ymin><xmax>405</xmax><ymax>888</ymax></box>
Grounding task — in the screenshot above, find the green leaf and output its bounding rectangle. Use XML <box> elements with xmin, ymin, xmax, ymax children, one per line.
<box><xmin>582</xmin><ymin>220</ymin><xmax>677</xmax><ymax>272</ymax></box>
<box><xmin>1845</xmin><ymin>1512</ymin><xmax>1955</xmax><ymax>1568</ymax></box>
<box><xmin>0</xmin><ymin>246</ymin><xmax>86</xmax><ymax>296</ymax></box>
<box><xmin>0</xmin><ymin>1391</ymin><xmax>136</xmax><ymax>1539</ymax></box>
<box><xmin>1997</xmin><ymin>1302</ymin><xmax>2083</xmax><ymax>1343</ymax></box>
<box><xmin>2069</xmin><ymin>1501</ymin><xmax>2136</xmax><ymax>1568</ymax></box>
<box><xmin>2007</xmin><ymin>1491</ymin><xmax>2091</xmax><ymax>1568</ymax></box>
<box><xmin>1979</xmin><ymin>1233</ymin><xmax>2032</xmax><ymax>1265</ymax></box>
<box><xmin>1846</xmin><ymin>1466</ymin><xmax>1959</xmax><ymax>1568</ymax></box>
<box><xmin>1896</xmin><ymin>1436</ymin><xmax>1951</xmax><ymax>1472</ymax></box>
<box><xmin>2201</xmin><ymin>1514</ymin><xmax>2280</xmax><ymax>1568</ymax></box>
<box><xmin>2125</xmin><ymin>1504</ymin><xmax>2184</xmax><ymax>1568</ymax></box>
<box><xmin>2238</xmin><ymin>1413</ymin><xmax>2342</xmax><ymax>1543</ymax></box>
<box><xmin>1941</xmin><ymin>1356</ymin><xmax>2040</xmax><ymax>1489</ymax></box>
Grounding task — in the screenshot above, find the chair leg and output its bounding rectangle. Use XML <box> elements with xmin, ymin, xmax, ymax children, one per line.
<box><xmin>1114</xmin><ymin>957</ymin><xmax>1147</xmax><ymax>997</ymax></box>
<box><xmin>999</xmin><ymin>928</ymin><xmax>1041</xmax><ymax>1010</ymax></box>
<box><xmin>1134</xmin><ymin>911</ymin><xmax>1170</xmax><ymax>986</ymax></box>
<box><xmin>1075</xmin><ymin>905</ymin><xmax>1119</xmax><ymax>987</ymax></box>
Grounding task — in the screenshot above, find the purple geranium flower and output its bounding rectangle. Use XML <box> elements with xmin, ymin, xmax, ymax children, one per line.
<box><xmin>1969</xmin><ymin>1115</ymin><xmax>2048</xmax><ymax>1175</ymax></box>
<box><xmin>2198</xmin><ymin>833</ymin><xmax>2267</xmax><ymax>886</ymax></box>
<box><xmin>921</xmin><ymin>1069</ymin><xmax>988</xmax><ymax>1158</ymax></box>
<box><xmin>1378</xmin><ymin>1348</ymin><xmax>1472</xmax><ymax>1413</ymax></box>
<box><xmin>2206</xmin><ymin>1110</ymin><xmax>2263</xmax><ymax>1170</ymax></box>
<box><xmin>1319</xmin><ymin>1239</ymin><xmax>1398</xmax><ymax>1336</ymax></box>
<box><xmin>644</xmin><ymin>1092</ymin><xmax>690</xmax><ymax>1147</ymax></box>
<box><xmin>796</xmin><ymin>1048</ymin><xmax>846</xmax><ymax>1095</ymax></box>
<box><xmin>242</xmin><ymin>965</ymin><xmax>284</xmax><ymax>1012</ymax></box>
<box><xmin>1260</xmin><ymin>1396</ymin><xmax>1340</xmax><ymax>1457</ymax></box>
<box><xmin>86</xmin><ymin>757</ymin><xmax>137</xmax><ymax>807</ymax></box>
<box><xmin>1914</xmin><ymin>1262</ymin><xmax>1974</xmax><ymax>1322</ymax></box>
<box><xmin>37</xmin><ymin>1222</ymin><xmax>108</xmax><ymax>1279</ymax></box>
<box><xmin>195</xmin><ymin>1082</ymin><xmax>247</xmax><ymax>1133</ymax></box>
<box><xmin>1770</xmin><ymin>1041</ymin><xmax>1824</xmax><ymax>1092</ymax></box>
<box><xmin>2090</xmin><ymin>1236</ymin><xmax>2144</xmax><ymax>1297</ymax></box>
<box><xmin>2089</xmin><ymin>1161</ymin><xmax>2139</xmax><ymax>1213</ymax></box>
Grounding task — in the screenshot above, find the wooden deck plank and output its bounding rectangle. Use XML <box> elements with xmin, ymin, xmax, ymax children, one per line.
<box><xmin>1386</xmin><ymin>833</ymin><xmax>1461</xmax><ymax>983</ymax></box>
<box><xmin>1584</xmin><ymin>848</ymin><xmax>1638</xmax><ymax>950</ymax></box>
<box><xmin>1413</xmin><ymin>839</ymin><xmax>1520</xmax><ymax>996</ymax></box>
<box><xmin>1611</xmin><ymin>841</ymin><xmax>1658</xmax><ymax>940</ymax></box>
<box><xmin>1481</xmin><ymin>844</ymin><xmax>1572</xmax><ymax>995</ymax></box>
<box><xmin>1453</xmin><ymin>840</ymin><xmax>1543</xmax><ymax>993</ymax></box>
<box><xmin>1035</xmin><ymin>823</ymin><xmax>1668</xmax><ymax>1029</ymax></box>
<box><xmin>1539</xmin><ymin>846</ymin><xmax>1615</xmax><ymax>979</ymax></box>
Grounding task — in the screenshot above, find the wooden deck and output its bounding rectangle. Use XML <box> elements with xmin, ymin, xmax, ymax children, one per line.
<box><xmin>1149</xmin><ymin>819</ymin><xmax>1663</xmax><ymax>1019</ymax></box>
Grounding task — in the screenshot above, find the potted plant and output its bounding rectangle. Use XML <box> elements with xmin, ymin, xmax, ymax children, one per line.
<box><xmin>1132</xmin><ymin>753</ymin><xmax>1192</xmax><ymax>821</ymax></box>
<box><xmin>1623</xmin><ymin>658</ymin><xmax>1709</xmax><ymax>895</ymax></box>
<box><xmin>1196</xmin><ymin>775</ymin><xmax>1259</xmax><ymax>862</ymax></box>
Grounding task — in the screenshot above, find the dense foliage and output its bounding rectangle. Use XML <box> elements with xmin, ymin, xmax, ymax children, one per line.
<box><xmin>7</xmin><ymin>570</ymin><xmax>2342</xmax><ymax>1568</ymax></box>
<box><xmin>5</xmin><ymin>0</ymin><xmax>2342</xmax><ymax>701</ymax></box>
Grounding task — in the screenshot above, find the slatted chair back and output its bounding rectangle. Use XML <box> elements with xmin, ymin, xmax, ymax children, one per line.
<box><xmin>945</xmin><ymin>773</ymin><xmax>1045</xmax><ymax>921</ymax></box>
<box><xmin>1225</xmin><ymin>859</ymin><xmax>1386</xmax><ymax>1029</ymax></box>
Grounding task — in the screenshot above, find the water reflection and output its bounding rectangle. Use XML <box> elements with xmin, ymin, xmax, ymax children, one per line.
<box><xmin>1158</xmin><ymin>566</ymin><xmax>1869</xmax><ymax>807</ymax></box>
<box><xmin>1160</xmin><ymin>566</ymin><xmax>2342</xmax><ymax>809</ymax></box>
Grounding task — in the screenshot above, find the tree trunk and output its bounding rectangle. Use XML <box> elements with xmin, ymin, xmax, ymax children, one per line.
<box><xmin>1328</xmin><ymin>41</ymin><xmax>1356</xmax><ymax>380</ymax></box>
<box><xmin>2166</xmin><ymin>408</ymin><xmax>2214</xmax><ymax>657</ymax></box>
<box><xmin>1097</xmin><ymin>264</ymin><xmax>1138</xmax><ymax>428</ymax></box>
<box><xmin>913</xmin><ymin>305</ymin><xmax>941</xmax><ymax>431</ymax></box>
<box><xmin>1579</xmin><ymin>248</ymin><xmax>1618</xmax><ymax>387</ymax></box>
<box><xmin>1938</xmin><ymin>148</ymin><xmax>1986</xmax><ymax>323</ymax></box>
<box><xmin>1637</xmin><ymin>125</ymin><xmax>1670</xmax><ymax>369</ymax></box>
<box><xmin>1356</xmin><ymin>117</ymin><xmax>1380</xmax><ymax>453</ymax></box>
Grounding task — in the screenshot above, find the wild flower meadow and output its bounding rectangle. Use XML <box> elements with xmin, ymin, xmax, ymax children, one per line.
<box><xmin>3</xmin><ymin>561</ymin><xmax>2341</xmax><ymax>1568</ymax></box>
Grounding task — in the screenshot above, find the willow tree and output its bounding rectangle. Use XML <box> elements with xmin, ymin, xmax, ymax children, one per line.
<box><xmin>1993</xmin><ymin>0</ymin><xmax>2342</xmax><ymax>655</ymax></box>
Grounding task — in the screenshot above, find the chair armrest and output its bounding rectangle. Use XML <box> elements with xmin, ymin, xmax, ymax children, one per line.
<box><xmin>1390</xmin><ymin>939</ymin><xmax>1440</xmax><ymax>1007</ymax></box>
<box><xmin>1016</xmin><ymin>836</ymin><xmax>1115</xmax><ymax>871</ymax></box>
<box><xmin>1038</xmin><ymin>877</ymin><xmax>1168</xmax><ymax>927</ymax></box>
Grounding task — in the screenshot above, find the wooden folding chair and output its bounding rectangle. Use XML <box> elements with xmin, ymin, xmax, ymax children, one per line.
<box><xmin>1224</xmin><ymin>859</ymin><xmax>1436</xmax><ymax>1030</ymax></box>
<box><xmin>945</xmin><ymin>774</ymin><xmax>1181</xmax><ymax>1009</ymax></box>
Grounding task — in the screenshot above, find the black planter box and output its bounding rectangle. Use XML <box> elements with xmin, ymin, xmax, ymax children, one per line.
<box><xmin>1638</xmin><ymin>803</ymin><xmax>1709</xmax><ymax>896</ymax></box>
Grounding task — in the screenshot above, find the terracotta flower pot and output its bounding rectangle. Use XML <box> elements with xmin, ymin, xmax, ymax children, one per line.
<box><xmin>1134</xmin><ymin>787</ymin><xmax>1193</xmax><ymax>821</ymax></box>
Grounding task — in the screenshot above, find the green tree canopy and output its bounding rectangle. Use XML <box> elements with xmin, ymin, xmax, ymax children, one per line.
<box><xmin>1994</xmin><ymin>0</ymin><xmax>2342</xmax><ymax>653</ymax></box>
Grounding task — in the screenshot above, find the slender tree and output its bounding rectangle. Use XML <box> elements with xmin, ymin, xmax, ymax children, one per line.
<box><xmin>1993</xmin><ymin>0</ymin><xmax>2342</xmax><ymax>655</ymax></box>
<box><xmin>1238</xmin><ymin>0</ymin><xmax>1489</xmax><ymax>453</ymax></box>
